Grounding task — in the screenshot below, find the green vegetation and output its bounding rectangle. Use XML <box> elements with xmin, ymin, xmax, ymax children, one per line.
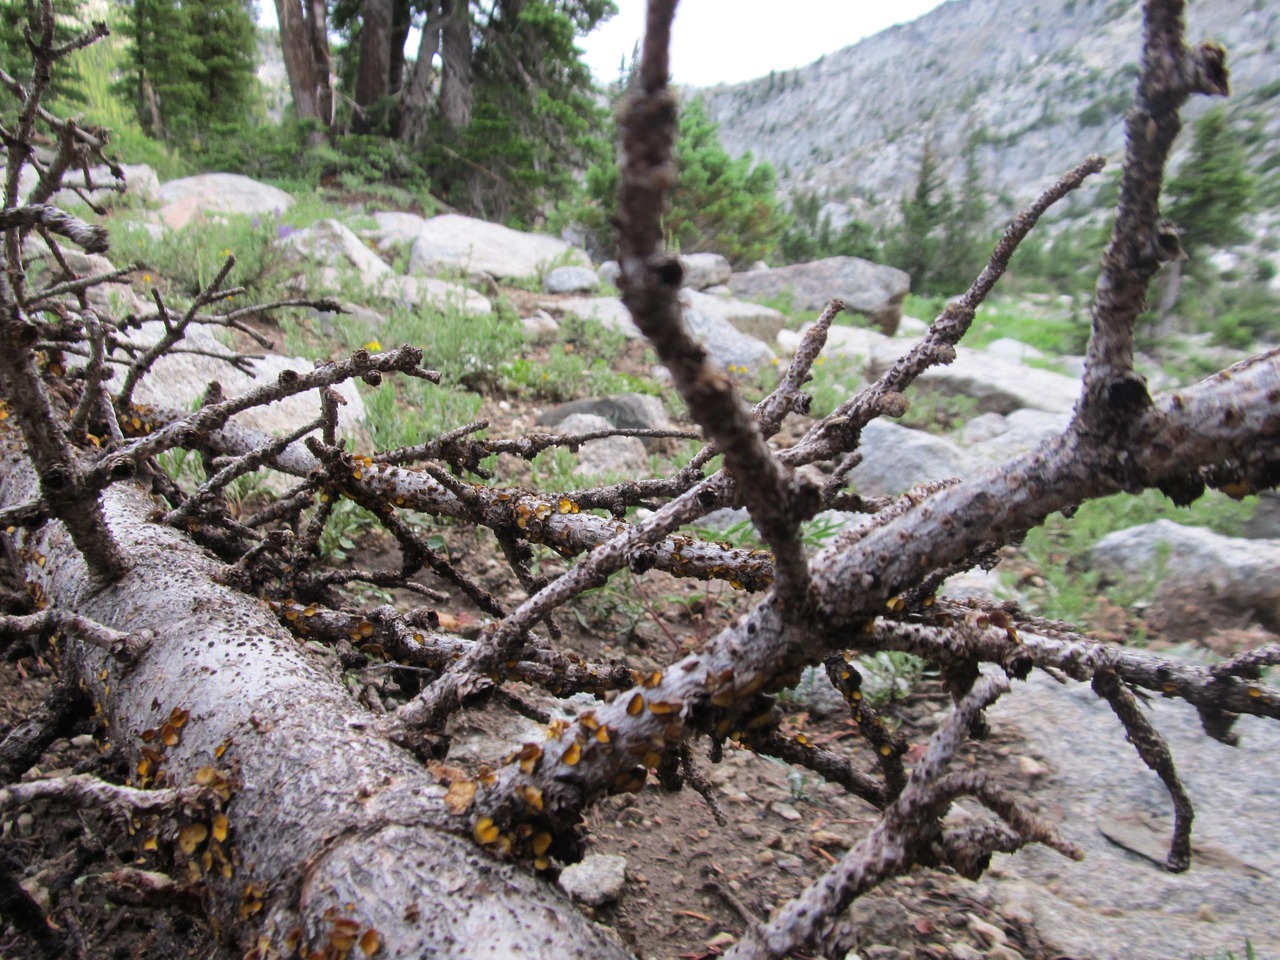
<box><xmin>116</xmin><ymin>0</ymin><xmax>259</xmax><ymax>150</ymax></box>
<box><xmin>777</xmin><ymin>191</ymin><xmax>880</xmax><ymax>265</ymax></box>
<box><xmin>1166</xmin><ymin>108</ymin><xmax>1255</xmax><ymax>257</ymax></box>
<box><xmin>1015</xmin><ymin>489</ymin><xmax>1256</xmax><ymax>628</ymax></box>
<box><xmin>0</xmin><ymin>0</ymin><xmax>84</xmax><ymax>112</ymax></box>
<box><xmin>566</xmin><ymin>96</ymin><xmax>788</xmax><ymax>266</ymax></box>
<box><xmin>884</xmin><ymin>136</ymin><xmax>996</xmax><ymax>296</ymax></box>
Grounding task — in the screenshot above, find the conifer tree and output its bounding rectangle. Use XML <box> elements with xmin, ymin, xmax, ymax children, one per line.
<box><xmin>118</xmin><ymin>0</ymin><xmax>257</xmax><ymax>146</ymax></box>
<box><xmin>886</xmin><ymin>139</ymin><xmax>953</xmax><ymax>294</ymax></box>
<box><xmin>1165</xmin><ymin>107</ymin><xmax>1254</xmax><ymax>256</ymax></box>
<box><xmin>0</xmin><ymin>0</ymin><xmax>84</xmax><ymax>112</ymax></box>
<box><xmin>568</xmin><ymin>96</ymin><xmax>786</xmax><ymax>265</ymax></box>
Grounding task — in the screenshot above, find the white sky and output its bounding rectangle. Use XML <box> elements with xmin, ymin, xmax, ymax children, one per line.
<box><xmin>579</xmin><ymin>0</ymin><xmax>949</xmax><ymax>87</ymax></box>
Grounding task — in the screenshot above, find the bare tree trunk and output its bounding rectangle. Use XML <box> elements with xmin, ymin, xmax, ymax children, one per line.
<box><xmin>399</xmin><ymin>0</ymin><xmax>443</xmax><ymax>147</ymax></box>
<box><xmin>389</xmin><ymin>0</ymin><xmax>411</xmax><ymax>93</ymax></box>
<box><xmin>439</xmin><ymin>0</ymin><xmax>473</xmax><ymax>131</ymax></box>
<box><xmin>353</xmin><ymin>0</ymin><xmax>393</xmax><ymax>134</ymax></box>
<box><xmin>273</xmin><ymin>0</ymin><xmax>333</xmax><ymax>144</ymax></box>
<box><xmin>0</xmin><ymin>441</ymin><xmax>633</xmax><ymax>960</ymax></box>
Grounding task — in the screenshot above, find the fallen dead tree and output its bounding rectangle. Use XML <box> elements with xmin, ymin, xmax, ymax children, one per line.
<box><xmin>1</xmin><ymin>1</ymin><xmax>1278</xmax><ymax>958</ymax></box>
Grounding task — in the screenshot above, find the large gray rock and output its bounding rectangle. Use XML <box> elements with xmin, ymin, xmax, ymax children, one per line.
<box><xmin>964</xmin><ymin>408</ymin><xmax>1071</xmax><ymax>461</ymax></box>
<box><xmin>558</xmin><ymin>295</ymin><xmax>776</xmax><ymax>373</ymax></box>
<box><xmin>280</xmin><ymin>220</ymin><xmax>490</xmax><ymax>315</ymax></box>
<box><xmin>679</xmin><ymin>252</ymin><xmax>732</xmax><ymax>291</ymax></box>
<box><xmin>542</xmin><ymin>265</ymin><xmax>600</xmax><ymax>294</ymax></box>
<box><xmin>53</xmin><ymin>163</ymin><xmax>160</xmax><ymax>207</ymax></box>
<box><xmin>408</xmin><ymin>214</ymin><xmax>589</xmax><ymax>282</ymax></box>
<box><xmin>158</xmin><ymin>173</ymin><xmax>295</xmax><ymax>230</ymax></box>
<box><xmin>1245</xmin><ymin>492</ymin><xmax>1280</xmax><ymax>540</ymax></box>
<box><xmin>279</xmin><ymin>218</ymin><xmax>393</xmax><ymax>284</ymax></box>
<box><xmin>846</xmin><ymin>419</ymin><xmax>979</xmax><ymax>496</ymax></box>
<box><xmin>777</xmin><ymin>321</ymin><xmax>894</xmax><ymax>362</ymax></box>
<box><xmin>367</xmin><ymin>211</ymin><xmax>430</xmax><ymax>252</ymax></box>
<box><xmin>868</xmin><ymin>345</ymin><xmax>1081</xmax><ymax>415</ymax></box>
<box><xmin>681</xmin><ymin>289</ymin><xmax>787</xmax><ymax>343</ymax></box>
<box><xmin>555</xmin><ymin>413</ymin><xmax>649</xmax><ymax>478</ymax></box>
<box><xmin>728</xmin><ymin>257</ymin><xmax>911</xmax><ymax>335</ymax></box>
<box><xmin>1090</xmin><ymin>520</ymin><xmax>1280</xmax><ymax>635</ymax></box>
<box><xmin>976</xmin><ymin>668</ymin><xmax>1280</xmax><ymax>960</ymax></box>
<box><xmin>124</xmin><ymin>322</ymin><xmax>365</xmax><ymax>439</ymax></box>
<box><xmin>557</xmin><ymin>296</ymin><xmax>637</xmax><ymax>335</ymax></box>
<box><xmin>680</xmin><ymin>291</ymin><xmax>777</xmax><ymax>373</ymax></box>
<box><xmin>537</xmin><ymin>393</ymin><xmax>671</xmax><ymax>434</ymax></box>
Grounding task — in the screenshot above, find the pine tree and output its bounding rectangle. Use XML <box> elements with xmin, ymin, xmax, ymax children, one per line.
<box><xmin>0</xmin><ymin>0</ymin><xmax>84</xmax><ymax>112</ymax></box>
<box><xmin>1165</xmin><ymin>107</ymin><xmax>1254</xmax><ymax>257</ymax></box>
<box><xmin>938</xmin><ymin>135</ymin><xmax>991</xmax><ymax>291</ymax></box>
<box><xmin>567</xmin><ymin>96</ymin><xmax>787</xmax><ymax>266</ymax></box>
<box><xmin>118</xmin><ymin>0</ymin><xmax>257</xmax><ymax>146</ymax></box>
<box><xmin>887</xmin><ymin>139</ymin><xmax>953</xmax><ymax>294</ymax></box>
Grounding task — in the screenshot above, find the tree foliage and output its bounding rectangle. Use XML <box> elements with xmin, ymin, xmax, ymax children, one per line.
<box><xmin>1165</xmin><ymin>106</ymin><xmax>1255</xmax><ymax>256</ymax></box>
<box><xmin>116</xmin><ymin>0</ymin><xmax>258</xmax><ymax>147</ymax></box>
<box><xmin>570</xmin><ymin>96</ymin><xmax>787</xmax><ymax>266</ymax></box>
<box><xmin>777</xmin><ymin>190</ymin><xmax>879</xmax><ymax>266</ymax></box>
<box><xmin>885</xmin><ymin>136</ymin><xmax>994</xmax><ymax>295</ymax></box>
<box><xmin>0</xmin><ymin>0</ymin><xmax>83</xmax><ymax>112</ymax></box>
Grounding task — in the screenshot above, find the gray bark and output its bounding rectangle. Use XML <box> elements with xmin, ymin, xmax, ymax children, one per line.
<box><xmin>399</xmin><ymin>1</ymin><xmax>443</xmax><ymax>147</ymax></box>
<box><xmin>439</xmin><ymin>0</ymin><xmax>474</xmax><ymax>131</ymax></box>
<box><xmin>353</xmin><ymin>0</ymin><xmax>394</xmax><ymax>134</ymax></box>
<box><xmin>0</xmin><ymin>435</ymin><xmax>632</xmax><ymax>960</ymax></box>
<box><xmin>273</xmin><ymin>0</ymin><xmax>333</xmax><ymax>142</ymax></box>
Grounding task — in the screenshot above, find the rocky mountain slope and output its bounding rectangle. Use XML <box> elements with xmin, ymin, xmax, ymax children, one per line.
<box><xmin>700</xmin><ymin>0</ymin><xmax>1280</xmax><ymax>233</ymax></box>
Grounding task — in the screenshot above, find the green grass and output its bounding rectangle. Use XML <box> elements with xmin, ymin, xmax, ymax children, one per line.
<box><xmin>1015</xmin><ymin>489</ymin><xmax>1257</xmax><ymax>627</ymax></box>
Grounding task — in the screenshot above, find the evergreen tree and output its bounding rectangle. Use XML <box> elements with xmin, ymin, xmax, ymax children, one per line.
<box><xmin>777</xmin><ymin>191</ymin><xmax>879</xmax><ymax>265</ymax></box>
<box><xmin>886</xmin><ymin>139</ymin><xmax>953</xmax><ymax>294</ymax></box>
<box><xmin>567</xmin><ymin>96</ymin><xmax>787</xmax><ymax>266</ymax></box>
<box><xmin>118</xmin><ymin>0</ymin><xmax>257</xmax><ymax>146</ymax></box>
<box><xmin>937</xmin><ymin>135</ymin><xmax>991</xmax><ymax>291</ymax></box>
<box><xmin>0</xmin><ymin>0</ymin><xmax>84</xmax><ymax>112</ymax></box>
<box><xmin>1154</xmin><ymin>108</ymin><xmax>1256</xmax><ymax>332</ymax></box>
<box><xmin>1165</xmin><ymin>108</ymin><xmax>1254</xmax><ymax>257</ymax></box>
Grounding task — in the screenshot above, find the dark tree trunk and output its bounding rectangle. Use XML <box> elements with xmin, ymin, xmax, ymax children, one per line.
<box><xmin>273</xmin><ymin>0</ymin><xmax>333</xmax><ymax>144</ymax></box>
<box><xmin>389</xmin><ymin>0</ymin><xmax>411</xmax><ymax>93</ymax></box>
<box><xmin>399</xmin><ymin>0</ymin><xmax>444</xmax><ymax>147</ymax></box>
<box><xmin>439</xmin><ymin>0</ymin><xmax>473</xmax><ymax>131</ymax></box>
<box><xmin>353</xmin><ymin>0</ymin><xmax>394</xmax><ymax>134</ymax></box>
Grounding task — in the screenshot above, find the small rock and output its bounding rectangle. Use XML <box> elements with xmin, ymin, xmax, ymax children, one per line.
<box><xmin>864</xmin><ymin>948</ymin><xmax>905</xmax><ymax>960</ymax></box>
<box><xmin>558</xmin><ymin>853</ymin><xmax>627</xmax><ymax>906</ymax></box>
<box><xmin>1195</xmin><ymin>904</ymin><xmax>1217</xmax><ymax>923</ymax></box>
<box><xmin>556</xmin><ymin>412</ymin><xmax>648</xmax><ymax>478</ymax></box>
<box><xmin>985</xmin><ymin>948</ymin><xmax>1024</xmax><ymax>960</ymax></box>
<box><xmin>966</xmin><ymin>915</ymin><xmax>1006</xmax><ymax>947</ymax></box>
<box><xmin>521</xmin><ymin>310</ymin><xmax>559</xmax><ymax>341</ymax></box>
<box><xmin>775</xmin><ymin>853</ymin><xmax>807</xmax><ymax>876</ymax></box>
<box><xmin>543</xmin><ymin>265</ymin><xmax>600</xmax><ymax>294</ymax></box>
<box><xmin>771</xmin><ymin>801</ymin><xmax>802</xmax><ymax>822</ymax></box>
<box><xmin>1015</xmin><ymin>755</ymin><xmax>1048</xmax><ymax>778</ymax></box>
<box><xmin>849</xmin><ymin>896</ymin><xmax>911</xmax><ymax>947</ymax></box>
<box><xmin>679</xmin><ymin>252</ymin><xmax>732</xmax><ymax>291</ymax></box>
<box><xmin>597</xmin><ymin>260</ymin><xmax>621</xmax><ymax>288</ymax></box>
<box><xmin>950</xmin><ymin>944</ymin><xmax>983</xmax><ymax>960</ymax></box>
<box><xmin>810</xmin><ymin>829</ymin><xmax>849</xmax><ymax>849</ymax></box>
